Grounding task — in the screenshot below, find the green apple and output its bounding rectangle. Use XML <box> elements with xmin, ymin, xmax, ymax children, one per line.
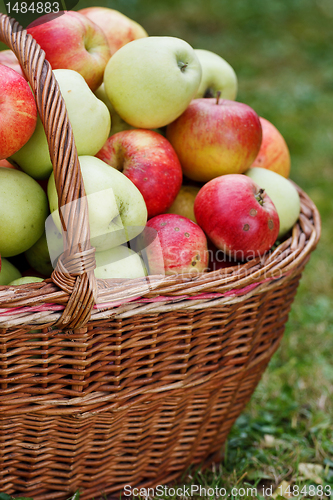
<box><xmin>194</xmin><ymin>49</ymin><xmax>238</xmax><ymax>100</ymax></box>
<box><xmin>94</xmin><ymin>245</ymin><xmax>147</xmax><ymax>279</ymax></box>
<box><xmin>11</xmin><ymin>70</ymin><xmax>111</xmax><ymax>179</ymax></box>
<box><xmin>0</xmin><ymin>258</ymin><xmax>21</xmax><ymax>285</ymax></box>
<box><xmin>47</xmin><ymin>155</ymin><xmax>148</xmax><ymax>252</ymax></box>
<box><xmin>25</xmin><ymin>231</ymin><xmax>54</xmax><ymax>277</ymax></box>
<box><xmin>245</xmin><ymin>167</ymin><xmax>301</xmax><ymax>238</ymax></box>
<box><xmin>104</xmin><ymin>36</ymin><xmax>202</xmax><ymax>129</ymax></box>
<box><xmin>0</xmin><ymin>168</ymin><xmax>49</xmax><ymax>257</ymax></box>
<box><xmin>8</xmin><ymin>276</ymin><xmax>44</xmax><ymax>285</ymax></box>
<box><xmin>95</xmin><ymin>83</ymin><xmax>135</xmax><ymax>136</ymax></box>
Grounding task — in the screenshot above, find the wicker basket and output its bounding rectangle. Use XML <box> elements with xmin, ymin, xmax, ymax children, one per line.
<box><xmin>0</xmin><ymin>13</ymin><xmax>321</xmax><ymax>500</ymax></box>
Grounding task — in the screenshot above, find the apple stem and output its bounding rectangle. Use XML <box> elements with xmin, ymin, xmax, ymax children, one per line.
<box><xmin>216</xmin><ymin>91</ymin><xmax>221</xmax><ymax>105</ymax></box>
<box><xmin>255</xmin><ymin>188</ymin><xmax>265</xmax><ymax>206</ymax></box>
<box><xmin>178</xmin><ymin>61</ymin><xmax>188</xmax><ymax>72</ymax></box>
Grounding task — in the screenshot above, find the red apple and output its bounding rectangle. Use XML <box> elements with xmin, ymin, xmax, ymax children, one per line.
<box><xmin>0</xmin><ymin>64</ymin><xmax>37</xmax><ymax>160</ymax></box>
<box><xmin>27</xmin><ymin>11</ymin><xmax>111</xmax><ymax>91</ymax></box>
<box><xmin>0</xmin><ymin>50</ymin><xmax>25</xmax><ymax>79</ymax></box>
<box><xmin>145</xmin><ymin>214</ymin><xmax>208</xmax><ymax>275</ymax></box>
<box><xmin>166</xmin><ymin>98</ymin><xmax>262</xmax><ymax>182</ymax></box>
<box><xmin>194</xmin><ymin>174</ymin><xmax>279</xmax><ymax>260</ymax></box>
<box><xmin>251</xmin><ymin>117</ymin><xmax>291</xmax><ymax>178</ymax></box>
<box><xmin>96</xmin><ymin>129</ymin><xmax>183</xmax><ymax>219</ymax></box>
<box><xmin>79</xmin><ymin>7</ymin><xmax>148</xmax><ymax>56</ymax></box>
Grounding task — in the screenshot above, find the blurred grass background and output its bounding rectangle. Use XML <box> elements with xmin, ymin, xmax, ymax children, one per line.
<box><xmin>0</xmin><ymin>0</ymin><xmax>332</xmax><ymax>497</ymax></box>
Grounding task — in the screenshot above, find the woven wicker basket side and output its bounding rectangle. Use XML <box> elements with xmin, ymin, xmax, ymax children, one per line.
<box><xmin>0</xmin><ymin>271</ymin><xmax>304</xmax><ymax>499</ymax></box>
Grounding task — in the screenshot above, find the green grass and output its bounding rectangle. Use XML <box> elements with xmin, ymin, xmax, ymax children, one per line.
<box><xmin>0</xmin><ymin>0</ymin><xmax>332</xmax><ymax>498</ymax></box>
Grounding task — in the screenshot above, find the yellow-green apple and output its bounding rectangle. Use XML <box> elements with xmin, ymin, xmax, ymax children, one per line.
<box><xmin>0</xmin><ymin>168</ymin><xmax>49</xmax><ymax>257</ymax></box>
<box><xmin>0</xmin><ymin>64</ymin><xmax>37</xmax><ymax>160</ymax></box>
<box><xmin>194</xmin><ymin>49</ymin><xmax>238</xmax><ymax>100</ymax></box>
<box><xmin>11</xmin><ymin>69</ymin><xmax>111</xmax><ymax>179</ymax></box>
<box><xmin>0</xmin><ymin>258</ymin><xmax>21</xmax><ymax>285</ymax></box>
<box><xmin>166</xmin><ymin>98</ymin><xmax>262</xmax><ymax>182</ymax></box>
<box><xmin>25</xmin><ymin>232</ymin><xmax>54</xmax><ymax>277</ymax></box>
<box><xmin>26</xmin><ymin>11</ymin><xmax>111</xmax><ymax>91</ymax></box>
<box><xmin>245</xmin><ymin>167</ymin><xmax>300</xmax><ymax>238</ymax></box>
<box><xmin>103</xmin><ymin>36</ymin><xmax>202</xmax><ymax>129</ymax></box>
<box><xmin>96</xmin><ymin>129</ymin><xmax>183</xmax><ymax>219</ymax></box>
<box><xmin>8</xmin><ymin>276</ymin><xmax>44</xmax><ymax>286</ymax></box>
<box><xmin>95</xmin><ymin>83</ymin><xmax>135</xmax><ymax>136</ymax></box>
<box><xmin>94</xmin><ymin>245</ymin><xmax>147</xmax><ymax>280</ymax></box>
<box><xmin>167</xmin><ymin>185</ymin><xmax>201</xmax><ymax>222</ymax></box>
<box><xmin>251</xmin><ymin>117</ymin><xmax>291</xmax><ymax>178</ymax></box>
<box><xmin>47</xmin><ymin>155</ymin><xmax>147</xmax><ymax>252</ymax></box>
<box><xmin>145</xmin><ymin>214</ymin><xmax>208</xmax><ymax>275</ymax></box>
<box><xmin>0</xmin><ymin>50</ymin><xmax>25</xmax><ymax>78</ymax></box>
<box><xmin>194</xmin><ymin>174</ymin><xmax>279</xmax><ymax>260</ymax></box>
<box><xmin>78</xmin><ymin>7</ymin><xmax>148</xmax><ymax>56</ymax></box>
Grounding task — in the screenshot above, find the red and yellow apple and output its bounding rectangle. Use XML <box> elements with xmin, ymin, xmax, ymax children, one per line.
<box><xmin>194</xmin><ymin>174</ymin><xmax>279</xmax><ymax>260</ymax></box>
<box><xmin>251</xmin><ymin>117</ymin><xmax>291</xmax><ymax>178</ymax></box>
<box><xmin>0</xmin><ymin>64</ymin><xmax>37</xmax><ymax>160</ymax></box>
<box><xmin>0</xmin><ymin>50</ymin><xmax>25</xmax><ymax>78</ymax></box>
<box><xmin>145</xmin><ymin>214</ymin><xmax>208</xmax><ymax>275</ymax></box>
<box><xmin>96</xmin><ymin>129</ymin><xmax>183</xmax><ymax>219</ymax></box>
<box><xmin>27</xmin><ymin>11</ymin><xmax>111</xmax><ymax>91</ymax></box>
<box><xmin>79</xmin><ymin>7</ymin><xmax>148</xmax><ymax>56</ymax></box>
<box><xmin>166</xmin><ymin>98</ymin><xmax>262</xmax><ymax>182</ymax></box>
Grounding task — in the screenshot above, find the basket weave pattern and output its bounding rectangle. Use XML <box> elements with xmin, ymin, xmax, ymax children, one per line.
<box><xmin>0</xmin><ymin>13</ymin><xmax>321</xmax><ymax>499</ymax></box>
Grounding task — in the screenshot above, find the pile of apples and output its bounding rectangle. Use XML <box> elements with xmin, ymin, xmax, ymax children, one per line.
<box><xmin>0</xmin><ymin>7</ymin><xmax>302</xmax><ymax>285</ymax></box>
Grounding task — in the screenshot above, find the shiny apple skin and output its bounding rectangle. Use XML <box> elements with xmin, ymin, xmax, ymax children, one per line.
<box><xmin>194</xmin><ymin>174</ymin><xmax>279</xmax><ymax>260</ymax></box>
<box><xmin>166</xmin><ymin>98</ymin><xmax>262</xmax><ymax>182</ymax></box>
<box><xmin>96</xmin><ymin>129</ymin><xmax>183</xmax><ymax>219</ymax></box>
<box><xmin>145</xmin><ymin>214</ymin><xmax>208</xmax><ymax>275</ymax></box>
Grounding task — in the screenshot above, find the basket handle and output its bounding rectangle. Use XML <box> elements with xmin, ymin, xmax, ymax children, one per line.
<box><xmin>0</xmin><ymin>13</ymin><xmax>97</xmax><ymax>329</ymax></box>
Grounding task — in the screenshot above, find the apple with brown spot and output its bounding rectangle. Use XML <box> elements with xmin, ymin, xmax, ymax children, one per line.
<box><xmin>194</xmin><ymin>174</ymin><xmax>279</xmax><ymax>260</ymax></box>
<box><xmin>96</xmin><ymin>129</ymin><xmax>183</xmax><ymax>219</ymax></box>
<box><xmin>145</xmin><ymin>214</ymin><xmax>208</xmax><ymax>275</ymax></box>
